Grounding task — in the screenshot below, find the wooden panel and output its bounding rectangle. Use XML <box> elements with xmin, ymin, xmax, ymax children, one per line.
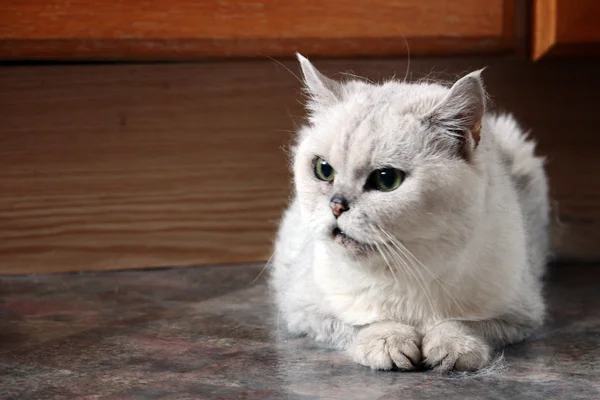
<box><xmin>0</xmin><ymin>0</ymin><xmax>515</xmax><ymax>60</ymax></box>
<box><xmin>532</xmin><ymin>0</ymin><xmax>600</xmax><ymax>60</ymax></box>
<box><xmin>1</xmin><ymin>57</ymin><xmax>599</xmax><ymax>275</ymax></box>
<box><xmin>0</xmin><ymin>63</ymin><xmax>292</xmax><ymax>275</ymax></box>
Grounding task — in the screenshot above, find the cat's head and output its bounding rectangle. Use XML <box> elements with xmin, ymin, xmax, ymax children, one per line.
<box><xmin>292</xmin><ymin>54</ymin><xmax>488</xmax><ymax>260</ymax></box>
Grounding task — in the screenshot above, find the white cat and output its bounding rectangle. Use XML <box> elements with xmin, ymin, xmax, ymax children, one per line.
<box><xmin>270</xmin><ymin>54</ymin><xmax>549</xmax><ymax>372</ymax></box>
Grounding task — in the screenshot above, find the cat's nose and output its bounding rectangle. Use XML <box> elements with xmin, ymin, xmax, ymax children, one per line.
<box><xmin>330</xmin><ymin>195</ymin><xmax>349</xmax><ymax>218</ymax></box>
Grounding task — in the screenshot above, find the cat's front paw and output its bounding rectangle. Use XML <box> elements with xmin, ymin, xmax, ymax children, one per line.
<box><xmin>422</xmin><ymin>321</ymin><xmax>490</xmax><ymax>372</ymax></box>
<box><xmin>352</xmin><ymin>322</ymin><xmax>422</xmax><ymax>371</ymax></box>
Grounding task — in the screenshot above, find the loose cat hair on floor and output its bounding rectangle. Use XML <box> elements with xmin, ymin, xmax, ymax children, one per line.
<box><xmin>270</xmin><ymin>54</ymin><xmax>549</xmax><ymax>372</ymax></box>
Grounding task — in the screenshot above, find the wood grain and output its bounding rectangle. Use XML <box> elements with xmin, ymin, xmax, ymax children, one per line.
<box><xmin>0</xmin><ymin>0</ymin><xmax>515</xmax><ymax>60</ymax></box>
<box><xmin>1</xmin><ymin>57</ymin><xmax>599</xmax><ymax>275</ymax></box>
<box><xmin>532</xmin><ymin>0</ymin><xmax>600</xmax><ymax>60</ymax></box>
<box><xmin>0</xmin><ymin>62</ymin><xmax>293</xmax><ymax>274</ymax></box>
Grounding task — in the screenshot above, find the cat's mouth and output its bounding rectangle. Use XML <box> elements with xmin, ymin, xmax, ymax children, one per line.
<box><xmin>332</xmin><ymin>227</ymin><xmax>368</xmax><ymax>250</ymax></box>
<box><xmin>331</xmin><ymin>227</ymin><xmax>386</xmax><ymax>256</ymax></box>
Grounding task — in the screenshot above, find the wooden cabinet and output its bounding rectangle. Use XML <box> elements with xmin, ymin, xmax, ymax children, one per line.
<box><xmin>1</xmin><ymin>2</ymin><xmax>600</xmax><ymax>274</ymax></box>
<box><xmin>0</xmin><ymin>0</ymin><xmax>515</xmax><ymax>60</ymax></box>
<box><xmin>532</xmin><ymin>0</ymin><xmax>600</xmax><ymax>60</ymax></box>
<box><xmin>3</xmin><ymin>1</ymin><xmax>600</xmax><ymax>61</ymax></box>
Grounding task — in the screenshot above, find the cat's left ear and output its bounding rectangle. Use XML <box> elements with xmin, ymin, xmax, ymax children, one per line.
<box><xmin>297</xmin><ymin>53</ymin><xmax>342</xmax><ymax>112</ymax></box>
<box><xmin>426</xmin><ymin>70</ymin><xmax>486</xmax><ymax>148</ymax></box>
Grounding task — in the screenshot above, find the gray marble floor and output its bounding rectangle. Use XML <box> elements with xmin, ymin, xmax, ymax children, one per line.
<box><xmin>1</xmin><ymin>264</ymin><xmax>599</xmax><ymax>399</ymax></box>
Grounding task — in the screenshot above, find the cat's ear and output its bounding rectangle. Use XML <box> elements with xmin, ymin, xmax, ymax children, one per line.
<box><xmin>427</xmin><ymin>69</ymin><xmax>486</xmax><ymax>148</ymax></box>
<box><xmin>297</xmin><ymin>53</ymin><xmax>342</xmax><ymax>111</ymax></box>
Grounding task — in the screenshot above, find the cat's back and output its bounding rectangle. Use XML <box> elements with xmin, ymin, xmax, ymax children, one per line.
<box><xmin>487</xmin><ymin>113</ymin><xmax>550</xmax><ymax>277</ymax></box>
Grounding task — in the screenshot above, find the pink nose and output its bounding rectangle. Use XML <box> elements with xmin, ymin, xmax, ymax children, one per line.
<box><xmin>330</xmin><ymin>195</ymin><xmax>349</xmax><ymax>217</ymax></box>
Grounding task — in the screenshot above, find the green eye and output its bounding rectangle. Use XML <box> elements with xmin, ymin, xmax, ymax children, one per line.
<box><xmin>314</xmin><ymin>158</ymin><xmax>335</xmax><ymax>181</ymax></box>
<box><xmin>369</xmin><ymin>168</ymin><xmax>404</xmax><ymax>191</ymax></box>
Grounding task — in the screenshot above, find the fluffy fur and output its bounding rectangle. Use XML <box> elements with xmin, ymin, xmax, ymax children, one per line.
<box><xmin>270</xmin><ymin>54</ymin><xmax>550</xmax><ymax>372</ymax></box>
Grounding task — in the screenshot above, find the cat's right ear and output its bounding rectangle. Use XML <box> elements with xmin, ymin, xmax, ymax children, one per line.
<box><xmin>297</xmin><ymin>53</ymin><xmax>342</xmax><ymax>111</ymax></box>
<box><xmin>426</xmin><ymin>70</ymin><xmax>486</xmax><ymax>147</ymax></box>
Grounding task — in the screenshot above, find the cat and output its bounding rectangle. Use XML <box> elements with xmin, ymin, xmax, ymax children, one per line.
<box><xmin>270</xmin><ymin>53</ymin><xmax>549</xmax><ymax>372</ymax></box>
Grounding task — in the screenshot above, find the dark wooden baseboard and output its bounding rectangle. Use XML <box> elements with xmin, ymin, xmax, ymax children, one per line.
<box><xmin>1</xmin><ymin>57</ymin><xmax>598</xmax><ymax>274</ymax></box>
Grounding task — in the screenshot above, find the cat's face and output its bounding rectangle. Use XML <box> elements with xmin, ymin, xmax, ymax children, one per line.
<box><xmin>293</xmin><ymin>55</ymin><xmax>487</xmax><ymax>260</ymax></box>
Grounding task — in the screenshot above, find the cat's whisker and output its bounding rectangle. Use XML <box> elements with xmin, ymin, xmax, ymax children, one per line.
<box><xmin>402</xmin><ymin>36</ymin><xmax>411</xmax><ymax>82</ymax></box>
<box><xmin>376</xmin><ymin>225</ymin><xmax>451</xmax><ymax>316</ymax></box>
<box><xmin>371</xmin><ymin>230</ymin><xmax>401</xmax><ymax>286</ymax></box>
<box><xmin>339</xmin><ymin>71</ymin><xmax>376</xmax><ymax>84</ymax></box>
<box><xmin>372</xmin><ymin>226</ymin><xmax>437</xmax><ymax>313</ymax></box>
<box><xmin>381</xmin><ymin>228</ymin><xmax>467</xmax><ymax>315</ymax></box>
<box><xmin>395</xmin><ymin>238</ymin><xmax>470</xmax><ymax>311</ymax></box>
<box><xmin>381</xmin><ymin>228</ymin><xmax>460</xmax><ymax>287</ymax></box>
<box><xmin>388</xmin><ymin>242</ymin><xmax>437</xmax><ymax>314</ymax></box>
<box><xmin>251</xmin><ymin>251</ymin><xmax>276</xmax><ymax>285</ymax></box>
<box><xmin>274</xmin><ymin>129</ymin><xmax>298</xmax><ymax>134</ymax></box>
<box><xmin>252</xmin><ymin>226</ymin><xmax>319</xmax><ymax>285</ymax></box>
<box><xmin>383</xmin><ymin>235</ymin><xmax>440</xmax><ymax>316</ymax></box>
<box><xmin>385</xmin><ymin>241</ymin><xmax>437</xmax><ymax>315</ymax></box>
<box><xmin>266</xmin><ymin>55</ymin><xmax>303</xmax><ymax>85</ymax></box>
<box><xmin>379</xmin><ymin>240</ymin><xmax>410</xmax><ymax>284</ymax></box>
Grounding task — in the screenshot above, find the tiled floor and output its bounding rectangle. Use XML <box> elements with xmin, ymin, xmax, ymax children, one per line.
<box><xmin>1</xmin><ymin>264</ymin><xmax>599</xmax><ymax>399</ymax></box>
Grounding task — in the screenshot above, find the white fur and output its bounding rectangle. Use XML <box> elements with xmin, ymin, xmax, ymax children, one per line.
<box><xmin>270</xmin><ymin>54</ymin><xmax>549</xmax><ymax>372</ymax></box>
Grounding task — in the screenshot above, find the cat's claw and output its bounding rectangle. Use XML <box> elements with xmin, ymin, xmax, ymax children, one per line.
<box><xmin>352</xmin><ymin>323</ymin><xmax>422</xmax><ymax>371</ymax></box>
<box><xmin>422</xmin><ymin>321</ymin><xmax>490</xmax><ymax>372</ymax></box>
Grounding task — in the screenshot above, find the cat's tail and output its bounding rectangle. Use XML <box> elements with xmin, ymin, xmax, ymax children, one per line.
<box><xmin>488</xmin><ymin>113</ymin><xmax>551</xmax><ymax>278</ymax></box>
